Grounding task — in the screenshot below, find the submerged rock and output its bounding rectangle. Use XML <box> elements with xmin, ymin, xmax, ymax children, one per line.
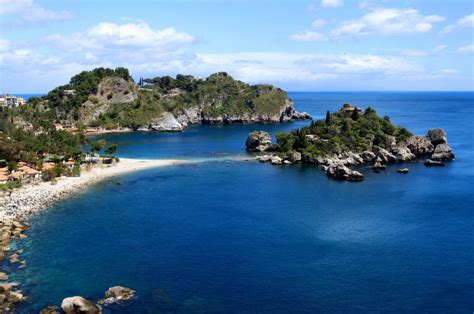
<box><xmin>61</xmin><ymin>296</ymin><xmax>101</xmax><ymax>314</ymax></box>
<box><xmin>397</xmin><ymin>168</ymin><xmax>409</xmax><ymax>174</ymax></box>
<box><xmin>424</xmin><ymin>159</ymin><xmax>445</xmax><ymax>167</ymax></box>
<box><xmin>40</xmin><ymin>304</ymin><xmax>61</xmax><ymax>314</ymax></box>
<box><xmin>246</xmin><ymin>131</ymin><xmax>272</xmax><ymax>152</ymax></box>
<box><xmin>431</xmin><ymin>143</ymin><xmax>455</xmax><ymax>161</ymax></box>
<box><xmin>98</xmin><ymin>286</ymin><xmax>136</xmax><ymax>305</ymax></box>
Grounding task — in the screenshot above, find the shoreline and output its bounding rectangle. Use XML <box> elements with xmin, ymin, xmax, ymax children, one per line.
<box><xmin>0</xmin><ymin>158</ymin><xmax>187</xmax><ymax>221</ymax></box>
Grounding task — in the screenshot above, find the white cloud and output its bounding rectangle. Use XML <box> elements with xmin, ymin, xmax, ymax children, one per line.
<box><xmin>457</xmin><ymin>43</ymin><xmax>474</xmax><ymax>55</ymax></box>
<box><xmin>321</xmin><ymin>0</ymin><xmax>343</xmax><ymax>8</ymax></box>
<box><xmin>332</xmin><ymin>8</ymin><xmax>445</xmax><ymax>37</ymax></box>
<box><xmin>311</xmin><ymin>19</ymin><xmax>327</xmax><ymax>28</ymax></box>
<box><xmin>290</xmin><ymin>31</ymin><xmax>327</xmax><ymax>41</ymax></box>
<box><xmin>0</xmin><ymin>0</ymin><xmax>71</xmax><ymax>22</ymax></box>
<box><xmin>47</xmin><ymin>22</ymin><xmax>194</xmax><ymax>52</ymax></box>
<box><xmin>440</xmin><ymin>13</ymin><xmax>474</xmax><ymax>35</ymax></box>
<box><xmin>400</xmin><ymin>49</ymin><xmax>427</xmax><ymax>57</ymax></box>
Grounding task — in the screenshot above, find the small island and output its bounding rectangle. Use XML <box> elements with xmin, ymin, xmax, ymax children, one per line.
<box><xmin>246</xmin><ymin>104</ymin><xmax>455</xmax><ymax>181</ymax></box>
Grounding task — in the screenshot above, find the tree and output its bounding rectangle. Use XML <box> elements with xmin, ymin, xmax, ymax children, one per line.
<box><xmin>105</xmin><ymin>143</ymin><xmax>118</xmax><ymax>156</ymax></box>
<box><xmin>88</xmin><ymin>139</ymin><xmax>106</xmax><ymax>153</ymax></box>
<box><xmin>325</xmin><ymin>110</ymin><xmax>331</xmax><ymax>125</ymax></box>
<box><xmin>351</xmin><ymin>108</ymin><xmax>360</xmax><ymax>121</ymax></box>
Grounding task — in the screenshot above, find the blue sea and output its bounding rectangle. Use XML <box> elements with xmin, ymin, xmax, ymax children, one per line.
<box><xmin>13</xmin><ymin>92</ymin><xmax>474</xmax><ymax>313</ymax></box>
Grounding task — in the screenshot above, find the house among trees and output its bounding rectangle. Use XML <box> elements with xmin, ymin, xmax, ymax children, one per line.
<box><xmin>0</xmin><ymin>94</ymin><xmax>25</xmax><ymax>107</ymax></box>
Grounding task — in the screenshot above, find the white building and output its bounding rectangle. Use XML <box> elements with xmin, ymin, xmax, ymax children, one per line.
<box><xmin>0</xmin><ymin>95</ymin><xmax>25</xmax><ymax>107</ymax></box>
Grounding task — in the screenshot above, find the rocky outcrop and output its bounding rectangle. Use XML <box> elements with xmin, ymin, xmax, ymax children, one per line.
<box><xmin>246</xmin><ymin>131</ymin><xmax>272</xmax><ymax>152</ymax></box>
<box><xmin>98</xmin><ymin>286</ymin><xmax>136</xmax><ymax>305</ymax></box>
<box><xmin>427</xmin><ymin>128</ymin><xmax>447</xmax><ymax>146</ymax></box>
<box><xmin>138</xmin><ymin>112</ymin><xmax>184</xmax><ymax>132</ymax></box>
<box><xmin>392</xmin><ymin>146</ymin><xmax>416</xmax><ymax>162</ymax></box>
<box><xmin>403</xmin><ymin>136</ymin><xmax>434</xmax><ymax>156</ymax></box>
<box><xmin>61</xmin><ymin>296</ymin><xmax>101</xmax><ymax>314</ymax></box>
<box><xmin>431</xmin><ymin>143</ymin><xmax>455</xmax><ymax>161</ymax></box>
<box><xmin>327</xmin><ymin>164</ymin><xmax>364</xmax><ymax>181</ymax></box>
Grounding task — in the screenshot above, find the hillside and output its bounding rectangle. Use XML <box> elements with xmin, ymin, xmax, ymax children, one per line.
<box><xmin>25</xmin><ymin>68</ymin><xmax>310</xmax><ymax>132</ymax></box>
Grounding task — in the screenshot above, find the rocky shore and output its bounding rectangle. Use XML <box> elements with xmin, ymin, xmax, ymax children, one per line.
<box><xmin>0</xmin><ymin>158</ymin><xmax>187</xmax><ymax>220</ymax></box>
<box><xmin>247</xmin><ymin>128</ymin><xmax>455</xmax><ymax>181</ymax></box>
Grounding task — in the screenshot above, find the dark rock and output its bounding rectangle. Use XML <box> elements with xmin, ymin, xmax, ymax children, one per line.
<box><xmin>360</xmin><ymin>151</ymin><xmax>376</xmax><ymax>163</ymax></box>
<box><xmin>431</xmin><ymin>143</ymin><xmax>455</xmax><ymax>161</ymax></box>
<box><xmin>424</xmin><ymin>159</ymin><xmax>445</xmax><ymax>167</ymax></box>
<box><xmin>245</xmin><ymin>131</ymin><xmax>272</xmax><ymax>152</ymax></box>
<box><xmin>374</xmin><ymin>148</ymin><xmax>396</xmax><ymax>163</ymax></box>
<box><xmin>372</xmin><ymin>161</ymin><xmax>386</xmax><ymax>171</ymax></box>
<box><xmin>427</xmin><ymin>128</ymin><xmax>447</xmax><ymax>145</ymax></box>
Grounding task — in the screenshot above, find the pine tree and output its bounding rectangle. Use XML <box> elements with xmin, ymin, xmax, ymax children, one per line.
<box><xmin>351</xmin><ymin>108</ymin><xmax>359</xmax><ymax>120</ymax></box>
<box><xmin>325</xmin><ymin>110</ymin><xmax>331</xmax><ymax>125</ymax></box>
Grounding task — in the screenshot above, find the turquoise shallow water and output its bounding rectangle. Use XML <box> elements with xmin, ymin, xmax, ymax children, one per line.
<box><xmin>12</xmin><ymin>92</ymin><xmax>474</xmax><ymax>312</ymax></box>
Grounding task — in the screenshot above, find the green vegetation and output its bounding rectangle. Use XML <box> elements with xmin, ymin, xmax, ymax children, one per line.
<box><xmin>273</xmin><ymin>106</ymin><xmax>412</xmax><ymax>160</ymax></box>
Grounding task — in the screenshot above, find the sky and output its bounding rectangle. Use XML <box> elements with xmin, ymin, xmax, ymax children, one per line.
<box><xmin>0</xmin><ymin>0</ymin><xmax>473</xmax><ymax>93</ymax></box>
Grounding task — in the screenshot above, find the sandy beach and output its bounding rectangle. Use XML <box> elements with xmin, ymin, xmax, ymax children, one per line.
<box><xmin>0</xmin><ymin>158</ymin><xmax>187</xmax><ymax>220</ymax></box>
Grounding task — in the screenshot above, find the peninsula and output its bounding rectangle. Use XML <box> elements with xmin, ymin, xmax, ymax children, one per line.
<box><xmin>247</xmin><ymin>104</ymin><xmax>455</xmax><ymax>181</ymax></box>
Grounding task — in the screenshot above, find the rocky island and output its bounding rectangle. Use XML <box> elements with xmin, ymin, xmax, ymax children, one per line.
<box><xmin>247</xmin><ymin>104</ymin><xmax>455</xmax><ymax>181</ymax></box>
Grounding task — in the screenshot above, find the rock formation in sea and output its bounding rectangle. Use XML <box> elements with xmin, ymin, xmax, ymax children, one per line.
<box><xmin>247</xmin><ymin>107</ymin><xmax>454</xmax><ymax>181</ymax></box>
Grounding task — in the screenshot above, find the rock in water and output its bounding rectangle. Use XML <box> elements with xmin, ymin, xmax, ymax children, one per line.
<box><xmin>397</xmin><ymin>168</ymin><xmax>409</xmax><ymax>174</ymax></box>
<box><xmin>427</xmin><ymin>128</ymin><xmax>447</xmax><ymax>145</ymax></box>
<box><xmin>392</xmin><ymin>146</ymin><xmax>416</xmax><ymax>162</ymax></box>
<box><xmin>287</xmin><ymin>151</ymin><xmax>302</xmax><ymax>163</ymax></box>
<box><xmin>270</xmin><ymin>156</ymin><xmax>283</xmax><ymax>165</ymax></box>
<box><xmin>431</xmin><ymin>143</ymin><xmax>455</xmax><ymax>161</ymax></box>
<box><xmin>40</xmin><ymin>305</ymin><xmax>61</xmax><ymax>314</ymax></box>
<box><xmin>327</xmin><ymin>164</ymin><xmax>364</xmax><ymax>181</ymax></box>
<box><xmin>424</xmin><ymin>159</ymin><xmax>445</xmax><ymax>167</ymax></box>
<box><xmin>246</xmin><ymin>131</ymin><xmax>272</xmax><ymax>152</ymax></box>
<box><xmin>61</xmin><ymin>296</ymin><xmax>101</xmax><ymax>314</ymax></box>
<box><xmin>98</xmin><ymin>286</ymin><xmax>136</xmax><ymax>305</ymax></box>
<box><xmin>403</xmin><ymin>136</ymin><xmax>434</xmax><ymax>156</ymax></box>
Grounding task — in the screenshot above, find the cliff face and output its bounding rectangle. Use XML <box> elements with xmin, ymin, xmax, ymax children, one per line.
<box><xmin>37</xmin><ymin>69</ymin><xmax>310</xmax><ymax>132</ymax></box>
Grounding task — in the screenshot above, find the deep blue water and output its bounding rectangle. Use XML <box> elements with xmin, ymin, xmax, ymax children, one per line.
<box><xmin>12</xmin><ymin>92</ymin><xmax>474</xmax><ymax>313</ymax></box>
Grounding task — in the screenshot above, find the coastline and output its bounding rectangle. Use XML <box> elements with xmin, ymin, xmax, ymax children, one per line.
<box><xmin>0</xmin><ymin>158</ymin><xmax>187</xmax><ymax>221</ymax></box>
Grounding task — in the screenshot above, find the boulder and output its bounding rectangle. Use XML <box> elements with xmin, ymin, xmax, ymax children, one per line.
<box><xmin>270</xmin><ymin>156</ymin><xmax>283</xmax><ymax>165</ymax></box>
<box><xmin>424</xmin><ymin>159</ymin><xmax>445</xmax><ymax>167</ymax></box>
<box><xmin>287</xmin><ymin>151</ymin><xmax>302</xmax><ymax>163</ymax></box>
<box><xmin>255</xmin><ymin>155</ymin><xmax>272</xmax><ymax>163</ymax></box>
<box><xmin>431</xmin><ymin>144</ymin><xmax>455</xmax><ymax>161</ymax></box>
<box><xmin>0</xmin><ymin>272</ymin><xmax>8</xmax><ymax>280</ymax></box>
<box><xmin>327</xmin><ymin>165</ymin><xmax>364</xmax><ymax>181</ymax></box>
<box><xmin>392</xmin><ymin>146</ymin><xmax>416</xmax><ymax>162</ymax></box>
<box><xmin>360</xmin><ymin>151</ymin><xmax>376</xmax><ymax>163</ymax></box>
<box><xmin>372</xmin><ymin>161</ymin><xmax>386</xmax><ymax>171</ymax></box>
<box><xmin>374</xmin><ymin>148</ymin><xmax>396</xmax><ymax>163</ymax></box>
<box><xmin>61</xmin><ymin>296</ymin><xmax>101</xmax><ymax>314</ymax></box>
<box><xmin>7</xmin><ymin>291</ymin><xmax>23</xmax><ymax>303</ymax></box>
<box><xmin>292</xmin><ymin>111</ymin><xmax>312</xmax><ymax>120</ymax></box>
<box><xmin>403</xmin><ymin>136</ymin><xmax>434</xmax><ymax>156</ymax></box>
<box><xmin>427</xmin><ymin>128</ymin><xmax>447</xmax><ymax>145</ymax></box>
<box><xmin>98</xmin><ymin>286</ymin><xmax>136</xmax><ymax>305</ymax></box>
<box><xmin>148</xmin><ymin>112</ymin><xmax>183</xmax><ymax>132</ymax></box>
<box><xmin>0</xmin><ymin>283</ymin><xmax>18</xmax><ymax>293</ymax></box>
<box><xmin>245</xmin><ymin>131</ymin><xmax>272</xmax><ymax>152</ymax></box>
<box><xmin>397</xmin><ymin>168</ymin><xmax>409</xmax><ymax>174</ymax></box>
